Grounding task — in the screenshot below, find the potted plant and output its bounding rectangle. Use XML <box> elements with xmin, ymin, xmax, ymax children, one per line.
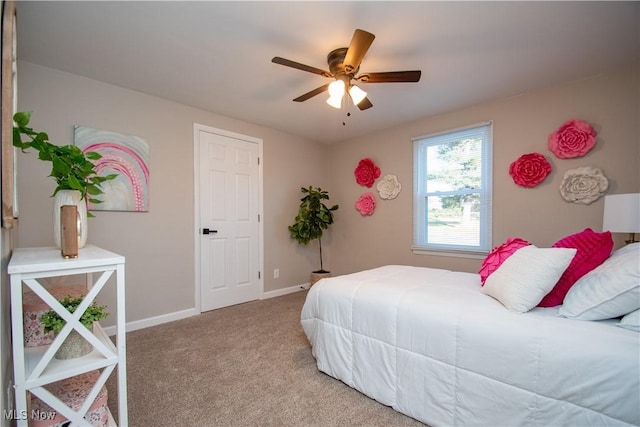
<box><xmin>288</xmin><ymin>186</ymin><xmax>339</xmax><ymax>285</ymax></box>
<box><xmin>40</xmin><ymin>295</ymin><xmax>108</xmax><ymax>360</ymax></box>
<box><xmin>12</xmin><ymin>111</ymin><xmax>117</xmax><ymax>247</ymax></box>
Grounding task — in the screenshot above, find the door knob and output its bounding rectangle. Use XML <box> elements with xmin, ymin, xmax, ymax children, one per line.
<box><xmin>202</xmin><ymin>228</ymin><xmax>218</xmax><ymax>235</ymax></box>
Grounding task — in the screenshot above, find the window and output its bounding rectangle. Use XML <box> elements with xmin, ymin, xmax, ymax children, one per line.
<box><xmin>413</xmin><ymin>122</ymin><xmax>492</xmax><ymax>255</ymax></box>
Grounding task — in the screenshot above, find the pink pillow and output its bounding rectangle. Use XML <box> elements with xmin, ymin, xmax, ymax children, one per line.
<box><xmin>538</xmin><ymin>228</ymin><xmax>613</xmax><ymax>307</ymax></box>
<box><xmin>479</xmin><ymin>237</ymin><xmax>531</xmax><ymax>285</ymax></box>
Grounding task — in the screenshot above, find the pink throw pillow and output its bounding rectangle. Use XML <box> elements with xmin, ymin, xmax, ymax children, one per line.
<box><xmin>538</xmin><ymin>228</ymin><xmax>613</xmax><ymax>307</ymax></box>
<box><xmin>479</xmin><ymin>237</ymin><xmax>531</xmax><ymax>285</ymax></box>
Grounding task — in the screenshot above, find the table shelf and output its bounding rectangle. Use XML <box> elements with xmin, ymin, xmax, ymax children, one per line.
<box><xmin>25</xmin><ymin>323</ymin><xmax>118</xmax><ymax>389</ymax></box>
<box><xmin>9</xmin><ymin>245</ymin><xmax>127</xmax><ymax>427</ymax></box>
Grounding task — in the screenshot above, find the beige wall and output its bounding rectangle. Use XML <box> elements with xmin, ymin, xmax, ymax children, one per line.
<box><xmin>9</xmin><ymin>61</ymin><xmax>640</xmax><ymax>328</ymax></box>
<box><xmin>327</xmin><ymin>63</ymin><xmax>640</xmax><ymax>276</ymax></box>
<box><xmin>14</xmin><ymin>61</ymin><xmax>329</xmax><ymax>325</ymax></box>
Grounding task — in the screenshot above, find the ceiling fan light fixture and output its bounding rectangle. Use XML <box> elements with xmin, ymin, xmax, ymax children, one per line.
<box><xmin>326</xmin><ymin>95</ymin><xmax>343</xmax><ymax>109</ymax></box>
<box><xmin>328</xmin><ymin>79</ymin><xmax>345</xmax><ymax>98</ymax></box>
<box><xmin>349</xmin><ymin>84</ymin><xmax>367</xmax><ymax>106</ymax></box>
<box><xmin>327</xmin><ymin>79</ymin><xmax>345</xmax><ymax>109</ymax></box>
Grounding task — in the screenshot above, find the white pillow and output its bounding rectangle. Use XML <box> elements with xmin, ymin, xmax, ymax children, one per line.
<box><xmin>481</xmin><ymin>245</ymin><xmax>577</xmax><ymax>313</ymax></box>
<box><xmin>559</xmin><ymin>243</ymin><xmax>640</xmax><ymax>320</ymax></box>
<box><xmin>618</xmin><ymin>309</ymin><xmax>640</xmax><ymax>332</ymax></box>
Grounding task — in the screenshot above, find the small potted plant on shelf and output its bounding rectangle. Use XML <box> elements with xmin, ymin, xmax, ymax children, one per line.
<box><xmin>288</xmin><ymin>186</ymin><xmax>339</xmax><ymax>285</ymax></box>
<box><xmin>40</xmin><ymin>295</ymin><xmax>109</xmax><ymax>360</ymax></box>
<box><xmin>12</xmin><ymin>111</ymin><xmax>117</xmax><ymax>249</ymax></box>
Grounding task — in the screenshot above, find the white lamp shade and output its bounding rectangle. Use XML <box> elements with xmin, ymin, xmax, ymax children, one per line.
<box><xmin>326</xmin><ymin>95</ymin><xmax>342</xmax><ymax>109</ymax></box>
<box><xmin>328</xmin><ymin>80</ymin><xmax>345</xmax><ymax>98</ymax></box>
<box><xmin>326</xmin><ymin>80</ymin><xmax>345</xmax><ymax>109</ymax></box>
<box><xmin>602</xmin><ymin>193</ymin><xmax>640</xmax><ymax>233</ymax></box>
<box><xmin>348</xmin><ymin>85</ymin><xmax>367</xmax><ymax>106</ymax></box>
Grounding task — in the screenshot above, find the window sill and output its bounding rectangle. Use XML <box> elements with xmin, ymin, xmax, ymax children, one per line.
<box><xmin>412</xmin><ymin>248</ymin><xmax>487</xmax><ymax>260</ymax></box>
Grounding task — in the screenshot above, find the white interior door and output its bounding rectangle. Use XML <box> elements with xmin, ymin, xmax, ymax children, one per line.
<box><xmin>198</xmin><ymin>127</ymin><xmax>261</xmax><ymax>311</ymax></box>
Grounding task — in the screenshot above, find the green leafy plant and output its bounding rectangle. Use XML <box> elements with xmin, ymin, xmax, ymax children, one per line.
<box><xmin>12</xmin><ymin>111</ymin><xmax>117</xmax><ymax>214</ymax></box>
<box><xmin>40</xmin><ymin>295</ymin><xmax>109</xmax><ymax>334</ymax></box>
<box><xmin>288</xmin><ymin>186</ymin><xmax>339</xmax><ymax>273</ymax></box>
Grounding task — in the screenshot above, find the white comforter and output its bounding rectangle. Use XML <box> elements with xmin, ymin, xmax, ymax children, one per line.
<box><xmin>300</xmin><ymin>265</ymin><xmax>640</xmax><ymax>426</ymax></box>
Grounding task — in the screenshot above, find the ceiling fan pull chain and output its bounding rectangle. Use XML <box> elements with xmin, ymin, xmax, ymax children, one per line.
<box><xmin>343</xmin><ymin>111</ymin><xmax>351</xmax><ymax>127</ymax></box>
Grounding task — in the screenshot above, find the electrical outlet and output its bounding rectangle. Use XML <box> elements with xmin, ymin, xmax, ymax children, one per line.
<box><xmin>273</xmin><ymin>268</ymin><xmax>279</xmax><ymax>279</ymax></box>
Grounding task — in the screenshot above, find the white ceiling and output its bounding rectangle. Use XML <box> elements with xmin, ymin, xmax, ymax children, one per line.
<box><xmin>15</xmin><ymin>1</ymin><xmax>640</xmax><ymax>144</ymax></box>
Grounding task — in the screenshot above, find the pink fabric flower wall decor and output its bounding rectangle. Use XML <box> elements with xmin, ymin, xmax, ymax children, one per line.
<box><xmin>548</xmin><ymin>119</ymin><xmax>597</xmax><ymax>159</ymax></box>
<box><xmin>478</xmin><ymin>237</ymin><xmax>531</xmax><ymax>285</ymax></box>
<box><xmin>509</xmin><ymin>152</ymin><xmax>552</xmax><ymax>187</ymax></box>
<box><xmin>354</xmin><ymin>158</ymin><xmax>381</xmax><ymax>188</ymax></box>
<box><xmin>355</xmin><ymin>192</ymin><xmax>376</xmax><ymax>216</ymax></box>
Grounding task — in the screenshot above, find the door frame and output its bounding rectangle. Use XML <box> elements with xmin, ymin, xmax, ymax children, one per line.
<box><xmin>193</xmin><ymin>122</ymin><xmax>264</xmax><ymax>314</ymax></box>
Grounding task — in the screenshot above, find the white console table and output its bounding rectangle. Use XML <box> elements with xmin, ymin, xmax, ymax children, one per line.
<box><xmin>9</xmin><ymin>245</ymin><xmax>127</xmax><ymax>426</ymax></box>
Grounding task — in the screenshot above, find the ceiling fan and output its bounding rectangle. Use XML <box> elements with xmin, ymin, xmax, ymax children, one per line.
<box><xmin>272</xmin><ymin>29</ymin><xmax>421</xmax><ymax>111</ymax></box>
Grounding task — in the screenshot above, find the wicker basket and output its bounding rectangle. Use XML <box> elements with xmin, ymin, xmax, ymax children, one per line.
<box><xmin>310</xmin><ymin>271</ymin><xmax>332</xmax><ymax>286</ymax></box>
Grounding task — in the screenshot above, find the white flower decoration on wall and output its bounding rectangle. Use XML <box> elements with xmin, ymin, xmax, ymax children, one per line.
<box><xmin>376</xmin><ymin>174</ymin><xmax>402</xmax><ymax>200</ymax></box>
<box><xmin>559</xmin><ymin>166</ymin><xmax>609</xmax><ymax>205</ymax></box>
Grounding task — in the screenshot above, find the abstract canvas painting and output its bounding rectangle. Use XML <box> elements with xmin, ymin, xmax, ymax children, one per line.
<box><xmin>74</xmin><ymin>125</ymin><xmax>149</xmax><ymax>212</ymax></box>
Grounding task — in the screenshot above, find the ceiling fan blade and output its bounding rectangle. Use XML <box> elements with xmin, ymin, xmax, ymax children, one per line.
<box><xmin>343</xmin><ymin>29</ymin><xmax>375</xmax><ymax>73</ymax></box>
<box><xmin>293</xmin><ymin>84</ymin><xmax>330</xmax><ymax>102</ymax></box>
<box><xmin>357</xmin><ymin>97</ymin><xmax>373</xmax><ymax>111</ymax></box>
<box><xmin>272</xmin><ymin>57</ymin><xmax>332</xmax><ymax>77</ymax></box>
<box><xmin>357</xmin><ymin>70</ymin><xmax>422</xmax><ymax>83</ymax></box>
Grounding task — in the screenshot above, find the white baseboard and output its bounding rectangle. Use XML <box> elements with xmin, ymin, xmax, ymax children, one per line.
<box><xmin>261</xmin><ymin>283</ymin><xmax>310</xmax><ymax>299</ymax></box>
<box><xmin>103</xmin><ymin>307</ymin><xmax>198</xmax><ymax>336</ymax></box>
<box><xmin>103</xmin><ymin>285</ymin><xmax>309</xmax><ymax>336</ymax></box>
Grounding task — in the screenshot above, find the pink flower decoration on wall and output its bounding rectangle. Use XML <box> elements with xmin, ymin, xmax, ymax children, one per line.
<box><xmin>354</xmin><ymin>158</ymin><xmax>381</xmax><ymax>188</ymax></box>
<box><xmin>355</xmin><ymin>193</ymin><xmax>376</xmax><ymax>216</ymax></box>
<box><xmin>548</xmin><ymin>119</ymin><xmax>597</xmax><ymax>159</ymax></box>
<box><xmin>509</xmin><ymin>152</ymin><xmax>552</xmax><ymax>187</ymax></box>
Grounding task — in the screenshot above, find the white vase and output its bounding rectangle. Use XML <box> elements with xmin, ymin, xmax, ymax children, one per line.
<box><xmin>53</xmin><ymin>190</ymin><xmax>88</xmax><ymax>249</ymax></box>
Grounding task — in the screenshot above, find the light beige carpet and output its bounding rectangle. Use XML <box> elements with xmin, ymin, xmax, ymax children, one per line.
<box><xmin>107</xmin><ymin>290</ymin><xmax>425</xmax><ymax>426</ymax></box>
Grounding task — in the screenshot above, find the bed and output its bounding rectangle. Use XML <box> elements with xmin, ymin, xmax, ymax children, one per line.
<box><xmin>300</xmin><ymin>261</ymin><xmax>640</xmax><ymax>426</ymax></box>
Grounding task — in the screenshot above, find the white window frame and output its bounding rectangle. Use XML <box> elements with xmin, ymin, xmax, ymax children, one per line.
<box><xmin>412</xmin><ymin>121</ymin><xmax>493</xmax><ymax>257</ymax></box>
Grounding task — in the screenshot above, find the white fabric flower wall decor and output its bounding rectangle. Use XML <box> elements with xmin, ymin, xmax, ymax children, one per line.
<box><xmin>376</xmin><ymin>174</ymin><xmax>402</xmax><ymax>200</ymax></box>
<box><xmin>559</xmin><ymin>166</ymin><xmax>609</xmax><ymax>204</ymax></box>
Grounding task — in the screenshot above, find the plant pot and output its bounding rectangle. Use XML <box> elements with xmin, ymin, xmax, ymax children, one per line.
<box><xmin>53</xmin><ymin>190</ymin><xmax>88</xmax><ymax>249</ymax></box>
<box><xmin>54</xmin><ymin>329</ymin><xmax>93</xmax><ymax>360</ymax></box>
<box><xmin>310</xmin><ymin>271</ymin><xmax>332</xmax><ymax>286</ymax></box>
